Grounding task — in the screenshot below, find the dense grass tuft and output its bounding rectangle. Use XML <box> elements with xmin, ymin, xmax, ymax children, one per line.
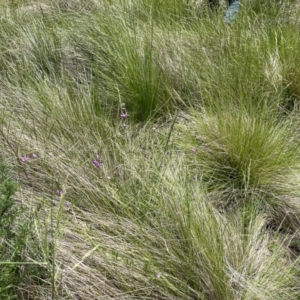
<box><xmin>177</xmin><ymin>109</ymin><xmax>300</xmax><ymax>229</ymax></box>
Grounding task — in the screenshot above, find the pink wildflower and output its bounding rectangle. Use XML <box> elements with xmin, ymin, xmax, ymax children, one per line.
<box><xmin>19</xmin><ymin>155</ymin><xmax>30</xmax><ymax>163</ymax></box>
<box><xmin>92</xmin><ymin>158</ymin><xmax>103</xmax><ymax>168</ymax></box>
<box><xmin>56</xmin><ymin>189</ymin><xmax>64</xmax><ymax>196</ymax></box>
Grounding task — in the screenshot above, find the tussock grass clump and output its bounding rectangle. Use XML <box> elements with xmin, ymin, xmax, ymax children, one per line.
<box><xmin>69</xmin><ymin>11</ymin><xmax>177</xmax><ymax>121</ymax></box>
<box><xmin>177</xmin><ymin>109</ymin><xmax>300</xmax><ymax>228</ymax></box>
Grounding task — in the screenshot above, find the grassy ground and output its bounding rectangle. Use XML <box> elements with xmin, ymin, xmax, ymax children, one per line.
<box><xmin>1</xmin><ymin>0</ymin><xmax>300</xmax><ymax>299</ymax></box>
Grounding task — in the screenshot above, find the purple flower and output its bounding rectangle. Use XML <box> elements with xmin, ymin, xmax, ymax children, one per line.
<box><xmin>191</xmin><ymin>148</ymin><xmax>196</xmax><ymax>153</ymax></box>
<box><xmin>92</xmin><ymin>158</ymin><xmax>103</xmax><ymax>168</ymax></box>
<box><xmin>120</xmin><ymin>112</ymin><xmax>127</xmax><ymax>119</ymax></box>
<box><xmin>56</xmin><ymin>189</ymin><xmax>64</xmax><ymax>196</ymax></box>
<box><xmin>19</xmin><ymin>155</ymin><xmax>30</xmax><ymax>163</ymax></box>
<box><xmin>156</xmin><ymin>273</ymin><xmax>161</xmax><ymax>279</ymax></box>
<box><xmin>19</xmin><ymin>153</ymin><xmax>38</xmax><ymax>163</ymax></box>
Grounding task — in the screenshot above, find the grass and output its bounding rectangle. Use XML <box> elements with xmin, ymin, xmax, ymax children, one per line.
<box><xmin>0</xmin><ymin>156</ymin><xmax>46</xmax><ymax>299</ymax></box>
<box><xmin>1</xmin><ymin>0</ymin><xmax>300</xmax><ymax>299</ymax></box>
<box><xmin>176</xmin><ymin>109</ymin><xmax>300</xmax><ymax>221</ymax></box>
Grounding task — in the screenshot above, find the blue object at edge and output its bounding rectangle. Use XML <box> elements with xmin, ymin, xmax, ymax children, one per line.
<box><xmin>224</xmin><ymin>0</ymin><xmax>240</xmax><ymax>23</ymax></box>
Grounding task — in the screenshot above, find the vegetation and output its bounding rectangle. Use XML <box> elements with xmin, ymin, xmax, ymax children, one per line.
<box><xmin>0</xmin><ymin>156</ymin><xmax>45</xmax><ymax>299</ymax></box>
<box><xmin>1</xmin><ymin>0</ymin><xmax>300</xmax><ymax>298</ymax></box>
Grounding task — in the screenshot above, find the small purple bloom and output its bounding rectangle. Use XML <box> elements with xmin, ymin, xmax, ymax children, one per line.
<box><xmin>191</xmin><ymin>148</ymin><xmax>196</xmax><ymax>153</ymax></box>
<box><xmin>156</xmin><ymin>273</ymin><xmax>161</xmax><ymax>279</ymax></box>
<box><xmin>92</xmin><ymin>158</ymin><xmax>103</xmax><ymax>168</ymax></box>
<box><xmin>120</xmin><ymin>112</ymin><xmax>127</xmax><ymax>119</ymax></box>
<box><xmin>19</xmin><ymin>155</ymin><xmax>30</xmax><ymax>163</ymax></box>
<box><xmin>31</xmin><ymin>153</ymin><xmax>37</xmax><ymax>158</ymax></box>
<box><xmin>56</xmin><ymin>189</ymin><xmax>64</xmax><ymax>196</ymax></box>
